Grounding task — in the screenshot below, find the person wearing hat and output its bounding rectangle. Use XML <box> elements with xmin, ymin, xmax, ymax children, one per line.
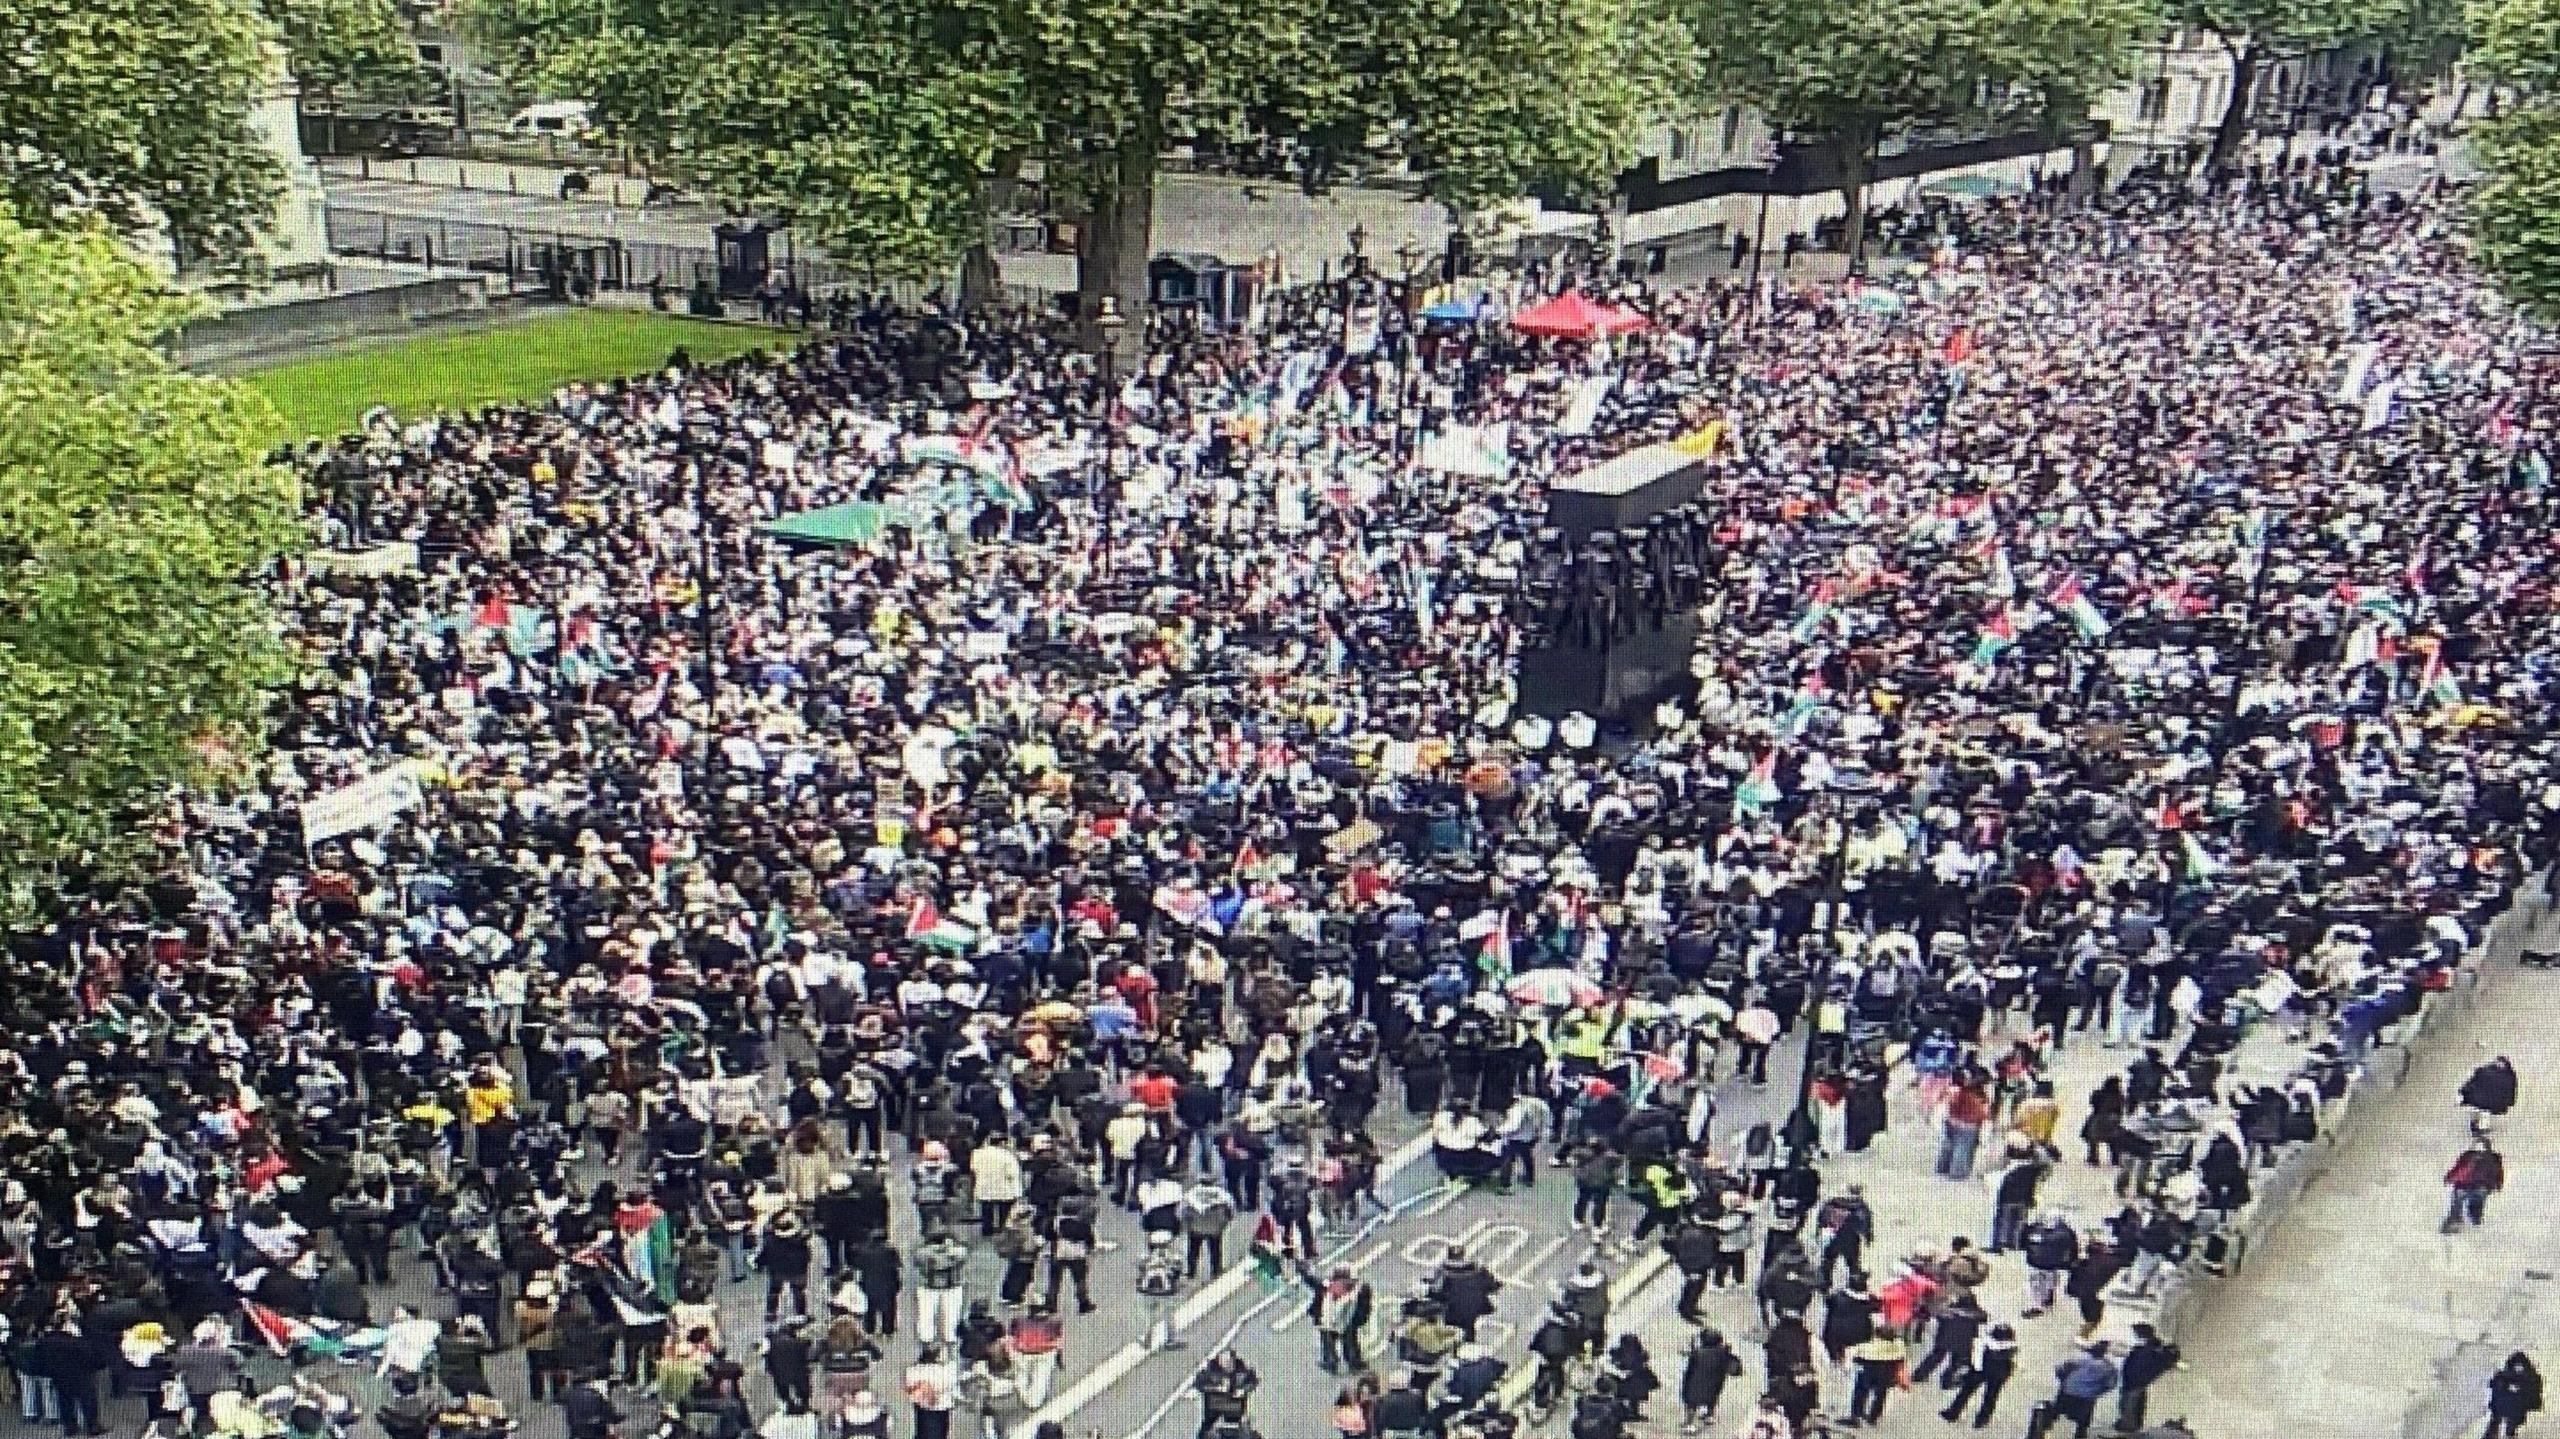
<box><xmin>758</xmin><ymin>1210</ymin><xmax>816</xmax><ymax>1322</ymax></box>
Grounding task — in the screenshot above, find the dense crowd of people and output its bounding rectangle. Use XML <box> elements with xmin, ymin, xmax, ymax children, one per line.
<box><xmin>0</xmin><ymin>145</ymin><xmax>2546</xmax><ymax>1439</ymax></box>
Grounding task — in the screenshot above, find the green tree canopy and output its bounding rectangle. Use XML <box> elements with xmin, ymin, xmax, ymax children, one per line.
<box><xmin>261</xmin><ymin>0</ymin><xmax>438</xmax><ymax>102</ymax></box>
<box><xmin>1694</xmin><ymin>0</ymin><xmax>2156</xmax><ymax>268</ymax></box>
<box><xmin>0</xmin><ymin>211</ymin><xmax>306</xmax><ymax>922</ymax></box>
<box><xmin>0</xmin><ymin>0</ymin><xmax>283</xmax><ymax>260</ymax></box>
<box><xmin>470</xmin><ymin>0</ymin><xmax>1694</xmax><ymax>345</ymax></box>
<box><xmin>2468</xmin><ymin>0</ymin><xmax>2560</xmax><ymax>315</ymax></box>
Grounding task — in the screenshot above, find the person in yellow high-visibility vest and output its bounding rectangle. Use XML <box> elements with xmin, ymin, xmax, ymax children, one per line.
<box><xmin>463</xmin><ymin>1063</ymin><xmax>516</xmax><ymax>1176</ymax></box>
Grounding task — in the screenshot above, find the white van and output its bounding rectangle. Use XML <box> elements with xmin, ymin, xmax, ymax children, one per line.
<box><xmin>506</xmin><ymin>101</ymin><xmax>594</xmax><ymax>139</ymax></box>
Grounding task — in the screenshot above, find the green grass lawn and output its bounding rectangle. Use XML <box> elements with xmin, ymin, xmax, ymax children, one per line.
<box><xmin>240</xmin><ymin>309</ymin><xmax>788</xmax><ymax>446</ymax></box>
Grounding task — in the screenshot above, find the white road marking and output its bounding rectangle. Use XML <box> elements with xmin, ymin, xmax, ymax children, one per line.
<box><xmin>1019</xmin><ymin>1130</ymin><xmax>1440</xmax><ymax>1439</ymax></box>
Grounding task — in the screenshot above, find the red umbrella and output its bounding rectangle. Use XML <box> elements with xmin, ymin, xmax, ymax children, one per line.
<box><xmin>1509</xmin><ymin>291</ymin><xmax>1649</xmax><ymax>339</ymax></box>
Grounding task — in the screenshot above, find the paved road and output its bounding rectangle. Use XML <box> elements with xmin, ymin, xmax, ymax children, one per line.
<box><xmin>320</xmin><ymin>171</ymin><xmax>1452</xmax><ymax>296</ymax></box>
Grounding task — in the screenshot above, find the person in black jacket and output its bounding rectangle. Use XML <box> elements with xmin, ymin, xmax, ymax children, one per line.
<box><xmin>1530</xmin><ymin>1303</ymin><xmax>1583</xmax><ymax>1409</ymax></box>
<box><xmin>814</xmin><ymin>1174</ymin><xmax>865</xmax><ymax>1274</ymax></box>
<box><xmin>763</xmin><ymin>1317</ymin><xmax>814</xmax><ymax>1413</ymax></box>
<box><xmin>564</xmin><ymin>1373</ymin><xmax>625</xmax><ymax>1439</ymax></box>
<box><xmin>1939</xmin><ymin>1323</ymin><xmax>2019</xmax><ymax>1429</ymax></box>
<box><xmin>2115</xmin><ymin>1325</ymin><xmax>2181</xmax><ymax>1434</ymax></box>
<box><xmin>759</xmin><ymin>1211</ymin><xmax>816</xmax><ymax>1320</ymax></box>
<box><xmin>1671</xmin><ymin>1212</ymin><xmax>1719</xmax><ymax>1320</ymax></box>
<box><xmin>2489</xmin><ymin>1352</ymin><xmax>2545</xmax><ymax>1439</ymax></box>
<box><xmin>1913</xmin><ymin>1292</ymin><xmax>1985</xmax><ymax>1386</ymax></box>
<box><xmin>849</xmin><ymin>1236</ymin><xmax>902</xmax><ymax>1337</ymax></box>
<box><xmin>1680</xmin><ymin>1328</ymin><xmax>1743</xmax><ymax>1432</ymax></box>
<box><xmin>1430</xmin><ymin>1252</ymin><xmax>1501</xmax><ymax>1339</ymax></box>
<box><xmin>32</xmin><ymin>1321</ymin><xmax>109</xmax><ymax>1437</ymax></box>
<box><xmin>2461</xmin><ymin>1058</ymin><xmax>2519</xmax><ymax>1123</ymax></box>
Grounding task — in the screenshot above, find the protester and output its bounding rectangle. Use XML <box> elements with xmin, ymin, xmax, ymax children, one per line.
<box><xmin>0</xmin><ymin>145</ymin><xmax>2535</xmax><ymax>1439</ymax></box>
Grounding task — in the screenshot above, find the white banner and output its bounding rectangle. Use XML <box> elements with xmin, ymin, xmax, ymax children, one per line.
<box><xmin>306</xmin><ymin>542</ymin><xmax>419</xmax><ymax>579</ymax></box>
<box><xmin>2336</xmin><ymin>342</ymin><xmax>2383</xmax><ymax>404</ymax></box>
<box><xmin>1557</xmin><ymin>375</ymin><xmax>1613</xmax><ymax>437</ymax></box>
<box><xmin>1418</xmin><ymin>422</ymin><xmax>1513</xmax><ymax>479</ymax></box>
<box><xmin>301</xmin><ymin>761</ymin><xmax>429</xmax><ymax>844</ymax></box>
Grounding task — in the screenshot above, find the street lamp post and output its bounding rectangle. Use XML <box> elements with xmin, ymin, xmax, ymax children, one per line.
<box><xmin>1394</xmin><ymin>242</ymin><xmax>1424</xmax><ymax>463</ymax></box>
<box><xmin>1095</xmin><ymin>294</ymin><xmax>1125</xmax><ymax>391</ymax></box>
<box><xmin>1095</xmin><ymin>295</ymin><xmax>1126</xmax><ymax>481</ymax></box>
<box><xmin>1746</xmin><ymin>134</ymin><xmax>1784</xmax><ymax>329</ymax></box>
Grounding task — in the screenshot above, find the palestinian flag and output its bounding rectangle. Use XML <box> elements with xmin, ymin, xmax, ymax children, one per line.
<box><xmin>904</xmin><ymin>895</ymin><xmax>976</xmax><ymax>950</ymax></box>
<box><xmin>1479</xmin><ymin>913</ymin><xmax>1514</xmax><ymax>982</ymax></box>
<box><xmin>1736</xmin><ymin>753</ymin><xmax>1782</xmax><ymax>815</ymax></box>
<box><xmin>2049</xmin><ymin>574</ymin><xmax>2109</xmax><ymax>641</ymax></box>
<box><xmin>1248</xmin><ymin>1213</ymin><xmax>1293</xmax><ymax>1291</ymax></box>
<box><xmin>1791</xmin><ymin>579</ymin><xmax>1839</xmax><ymax>643</ymax></box>
<box><xmin>1971</xmin><ymin>607</ymin><xmax>2017</xmax><ymax>666</ymax></box>
<box><xmin>2336</xmin><ymin>581</ymin><xmax>2407</xmax><ymax>629</ymax></box>
<box><xmin>2417</xmin><ymin>637</ymin><xmax>2461</xmax><ymax>707</ymax></box>
<box><xmin>242</xmin><ymin>1300</ymin><xmax>344</xmax><ymax>1359</ymax></box>
<box><xmin>1781</xmin><ymin>674</ymin><xmax>1828</xmax><ymax>738</ymax></box>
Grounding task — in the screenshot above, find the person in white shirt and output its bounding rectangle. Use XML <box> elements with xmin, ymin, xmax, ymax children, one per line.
<box><xmin>376</xmin><ymin>1308</ymin><xmax>442</xmax><ymax>1381</ymax></box>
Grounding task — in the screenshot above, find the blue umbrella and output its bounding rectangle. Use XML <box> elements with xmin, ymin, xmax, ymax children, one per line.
<box><xmin>1422</xmin><ymin>298</ymin><xmax>1486</xmax><ymax>322</ymax></box>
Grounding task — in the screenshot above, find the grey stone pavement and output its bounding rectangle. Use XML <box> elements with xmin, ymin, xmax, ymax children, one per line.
<box><xmin>2145</xmin><ymin>903</ymin><xmax>2560</xmax><ymax>1439</ymax></box>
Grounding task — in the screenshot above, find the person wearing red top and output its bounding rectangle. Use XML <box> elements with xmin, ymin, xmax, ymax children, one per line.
<box><xmin>1937</xmin><ymin>1079</ymin><xmax>1993</xmax><ymax>1181</ymax></box>
<box><xmin>1116</xmin><ymin>965</ymin><xmax>1160</xmax><ymax>1029</ymax></box>
<box><xmin>1130</xmin><ymin>1069</ymin><xmax>1179</xmax><ymax>1114</ymax></box>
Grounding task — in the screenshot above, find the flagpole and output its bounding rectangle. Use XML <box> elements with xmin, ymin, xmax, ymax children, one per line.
<box><xmin>697</xmin><ymin>456</ymin><xmax>723</xmax><ymax>830</ymax></box>
<box><xmin>2212</xmin><ymin>511</ymin><xmax>2275</xmax><ymax>773</ymax></box>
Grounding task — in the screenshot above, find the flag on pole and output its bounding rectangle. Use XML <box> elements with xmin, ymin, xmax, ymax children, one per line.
<box><xmin>1971</xmin><ymin>607</ymin><xmax>2018</xmax><ymax>666</ymax></box>
<box><xmin>2416</xmin><ymin>637</ymin><xmax>2460</xmax><ymax>707</ymax></box>
<box><xmin>1791</xmin><ymin>579</ymin><xmax>1839</xmax><ymax>643</ymax></box>
<box><xmin>2233</xmin><ymin>507</ymin><xmax>2269</xmax><ymax>570</ymax></box>
<box><xmin>2179</xmin><ymin>832</ymin><xmax>2222</xmax><ymax>882</ymax></box>
<box><xmin>2048</xmin><ymin>574</ymin><xmax>2109</xmax><ymax>641</ymax></box>
<box><xmin>1780</xmin><ymin>674</ymin><xmax>1828</xmax><ymax>738</ymax></box>
<box><xmin>1736</xmin><ymin>753</ymin><xmax>1782</xmax><ymax>815</ymax></box>
<box><xmin>1478</xmin><ymin>912</ymin><xmax>1514</xmax><ymax>981</ymax></box>
<box><xmin>904</xmin><ymin>895</ymin><xmax>976</xmax><ymax>950</ymax></box>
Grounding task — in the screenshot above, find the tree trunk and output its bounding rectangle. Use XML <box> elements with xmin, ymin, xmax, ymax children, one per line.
<box><xmin>1077</xmin><ymin>141</ymin><xmax>1156</xmax><ymax>365</ymax></box>
<box><xmin>958</xmin><ymin>243</ymin><xmax>1001</xmax><ymax>312</ymax></box>
<box><xmin>1839</xmin><ymin>136</ymin><xmax>1873</xmax><ymax>277</ymax></box>
<box><xmin>2069</xmin><ymin>134</ymin><xmax>2099</xmax><ymax>204</ymax></box>
<box><xmin>2210</xmin><ymin>44</ymin><xmax>2263</xmax><ymax>172</ymax></box>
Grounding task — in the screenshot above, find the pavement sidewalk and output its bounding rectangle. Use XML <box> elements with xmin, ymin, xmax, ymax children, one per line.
<box><xmin>2144</xmin><ymin>905</ymin><xmax>2560</xmax><ymax>1439</ymax></box>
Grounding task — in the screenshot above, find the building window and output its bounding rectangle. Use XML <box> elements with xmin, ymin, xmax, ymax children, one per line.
<box><xmin>2137</xmin><ymin>76</ymin><xmax>2168</xmax><ymax>121</ymax></box>
<box><xmin>1720</xmin><ymin>106</ymin><xmax>1742</xmax><ymax>153</ymax></box>
<box><xmin>1668</xmin><ymin>127</ymin><xmax>1689</xmax><ymax>162</ymax></box>
<box><xmin>418</xmin><ymin>42</ymin><xmax>444</xmax><ymax>63</ymax></box>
